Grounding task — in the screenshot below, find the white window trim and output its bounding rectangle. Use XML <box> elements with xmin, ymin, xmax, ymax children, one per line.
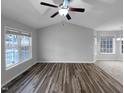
<box><xmin>4</xmin><ymin>26</ymin><xmax>32</xmax><ymax>70</ymax></box>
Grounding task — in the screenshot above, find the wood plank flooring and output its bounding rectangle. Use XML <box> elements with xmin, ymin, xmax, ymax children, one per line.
<box><xmin>2</xmin><ymin>63</ymin><xmax>123</xmax><ymax>93</ymax></box>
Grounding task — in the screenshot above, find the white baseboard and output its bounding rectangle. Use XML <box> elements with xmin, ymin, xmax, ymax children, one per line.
<box><xmin>37</xmin><ymin>60</ymin><xmax>96</xmax><ymax>63</ymax></box>
<box><xmin>1</xmin><ymin>62</ymin><xmax>37</xmax><ymax>87</ymax></box>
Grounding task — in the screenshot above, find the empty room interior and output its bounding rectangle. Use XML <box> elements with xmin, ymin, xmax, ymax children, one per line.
<box><xmin>1</xmin><ymin>0</ymin><xmax>123</xmax><ymax>93</ymax></box>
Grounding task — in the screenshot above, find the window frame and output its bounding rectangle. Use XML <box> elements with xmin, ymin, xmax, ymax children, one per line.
<box><xmin>99</xmin><ymin>36</ymin><xmax>115</xmax><ymax>54</ymax></box>
<box><xmin>120</xmin><ymin>39</ymin><xmax>123</xmax><ymax>54</ymax></box>
<box><xmin>5</xmin><ymin>26</ymin><xmax>32</xmax><ymax>70</ymax></box>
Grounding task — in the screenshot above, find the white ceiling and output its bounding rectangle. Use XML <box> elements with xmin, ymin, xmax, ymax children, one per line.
<box><xmin>1</xmin><ymin>0</ymin><xmax>123</xmax><ymax>30</ymax></box>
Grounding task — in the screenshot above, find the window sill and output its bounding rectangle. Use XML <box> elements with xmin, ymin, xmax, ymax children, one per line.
<box><xmin>6</xmin><ymin>57</ymin><xmax>32</xmax><ymax>70</ymax></box>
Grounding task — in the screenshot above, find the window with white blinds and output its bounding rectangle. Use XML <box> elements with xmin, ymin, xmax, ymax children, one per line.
<box><xmin>5</xmin><ymin>27</ymin><xmax>32</xmax><ymax>68</ymax></box>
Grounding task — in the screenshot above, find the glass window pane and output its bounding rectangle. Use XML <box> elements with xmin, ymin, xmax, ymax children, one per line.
<box><xmin>121</xmin><ymin>40</ymin><xmax>123</xmax><ymax>53</ymax></box>
<box><xmin>5</xmin><ymin>34</ymin><xmax>19</xmax><ymax>67</ymax></box>
<box><xmin>107</xmin><ymin>44</ymin><xmax>110</xmax><ymax>48</ymax></box>
<box><xmin>107</xmin><ymin>48</ymin><xmax>110</xmax><ymax>53</ymax></box>
<box><xmin>107</xmin><ymin>40</ymin><xmax>109</xmax><ymax>46</ymax></box>
<box><xmin>104</xmin><ymin>44</ymin><xmax>106</xmax><ymax>48</ymax></box>
<box><xmin>110</xmin><ymin>44</ymin><xmax>112</xmax><ymax>48</ymax></box>
<box><xmin>110</xmin><ymin>40</ymin><xmax>112</xmax><ymax>45</ymax></box>
<box><xmin>21</xmin><ymin>46</ymin><xmax>30</xmax><ymax>61</ymax></box>
<box><xmin>103</xmin><ymin>40</ymin><xmax>106</xmax><ymax>45</ymax></box>
<box><xmin>21</xmin><ymin>35</ymin><xmax>31</xmax><ymax>61</ymax></box>
<box><xmin>110</xmin><ymin>48</ymin><xmax>112</xmax><ymax>53</ymax></box>
<box><xmin>21</xmin><ymin>36</ymin><xmax>30</xmax><ymax>46</ymax></box>
<box><xmin>100</xmin><ymin>36</ymin><xmax>113</xmax><ymax>54</ymax></box>
<box><xmin>100</xmin><ymin>48</ymin><xmax>104</xmax><ymax>52</ymax></box>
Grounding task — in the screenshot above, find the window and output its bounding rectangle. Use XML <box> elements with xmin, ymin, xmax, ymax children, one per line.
<box><xmin>5</xmin><ymin>33</ymin><xmax>19</xmax><ymax>67</ymax></box>
<box><xmin>121</xmin><ymin>40</ymin><xmax>123</xmax><ymax>54</ymax></box>
<box><xmin>100</xmin><ymin>36</ymin><xmax>114</xmax><ymax>54</ymax></box>
<box><xmin>20</xmin><ymin>35</ymin><xmax>31</xmax><ymax>61</ymax></box>
<box><xmin>5</xmin><ymin>27</ymin><xmax>32</xmax><ymax>68</ymax></box>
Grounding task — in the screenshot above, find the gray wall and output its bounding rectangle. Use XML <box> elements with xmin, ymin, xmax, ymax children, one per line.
<box><xmin>37</xmin><ymin>22</ymin><xmax>94</xmax><ymax>63</ymax></box>
<box><xmin>1</xmin><ymin>16</ymin><xmax>122</xmax><ymax>87</ymax></box>
<box><xmin>1</xmin><ymin>16</ymin><xmax>37</xmax><ymax>86</ymax></box>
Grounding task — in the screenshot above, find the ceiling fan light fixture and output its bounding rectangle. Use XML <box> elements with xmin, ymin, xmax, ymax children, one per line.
<box><xmin>40</xmin><ymin>1</ymin><xmax>85</xmax><ymax>20</ymax></box>
<box><xmin>59</xmin><ymin>8</ymin><xmax>68</xmax><ymax>16</ymax></box>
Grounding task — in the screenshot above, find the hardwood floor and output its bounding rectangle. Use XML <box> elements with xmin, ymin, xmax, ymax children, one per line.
<box><xmin>2</xmin><ymin>63</ymin><xmax>123</xmax><ymax>93</ymax></box>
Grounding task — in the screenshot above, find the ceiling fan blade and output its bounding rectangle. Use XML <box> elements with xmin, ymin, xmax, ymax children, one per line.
<box><xmin>51</xmin><ymin>12</ymin><xmax>59</xmax><ymax>18</ymax></box>
<box><xmin>69</xmin><ymin>7</ymin><xmax>85</xmax><ymax>12</ymax></box>
<box><xmin>40</xmin><ymin>2</ymin><xmax>58</xmax><ymax>8</ymax></box>
<box><xmin>66</xmin><ymin>14</ymin><xmax>71</xmax><ymax>20</ymax></box>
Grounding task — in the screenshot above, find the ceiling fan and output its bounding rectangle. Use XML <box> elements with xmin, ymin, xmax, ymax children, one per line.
<box><xmin>40</xmin><ymin>0</ymin><xmax>85</xmax><ymax>20</ymax></box>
